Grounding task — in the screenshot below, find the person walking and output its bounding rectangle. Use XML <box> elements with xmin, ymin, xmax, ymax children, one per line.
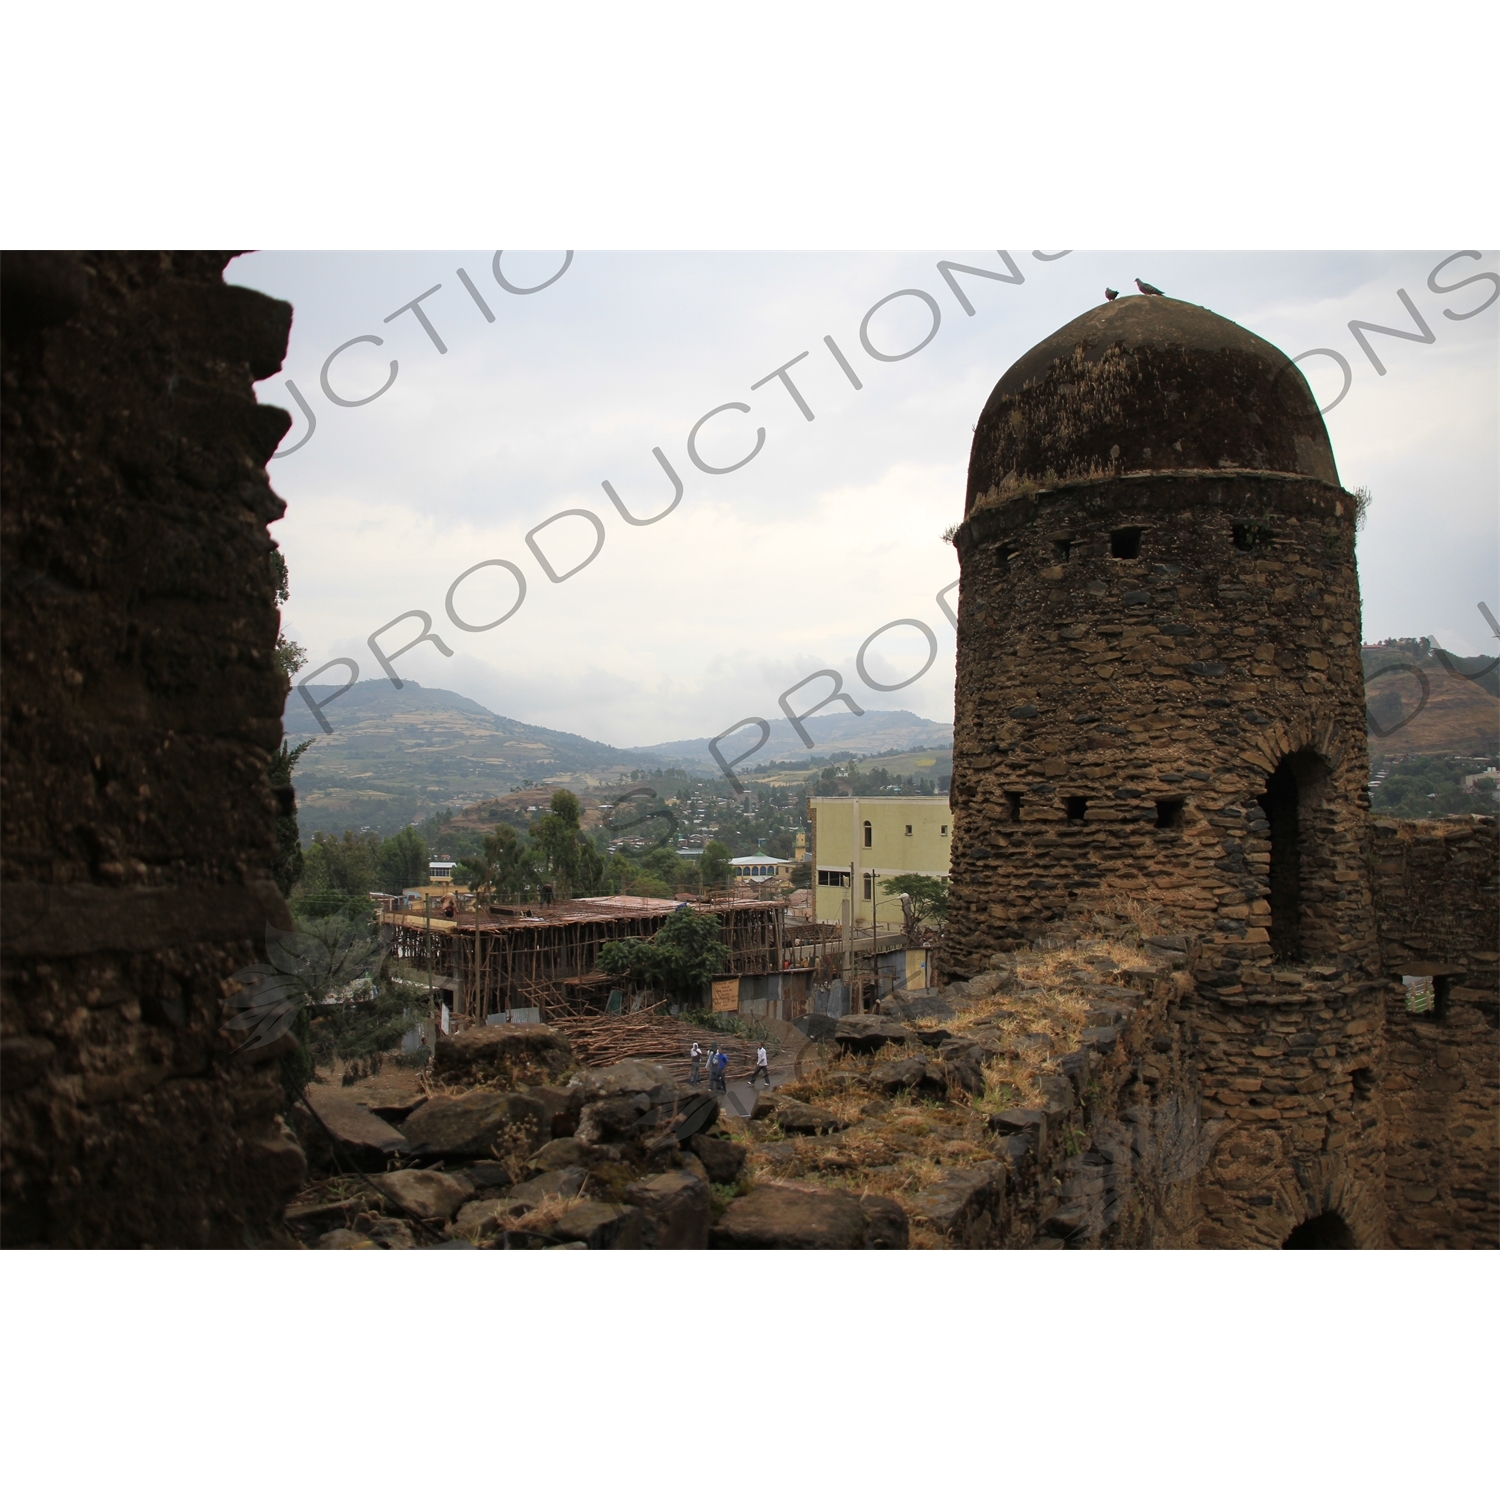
<box><xmin>751</xmin><ymin>1043</ymin><xmax>771</xmax><ymax>1087</ymax></box>
<box><xmin>689</xmin><ymin>1040</ymin><xmax>703</xmax><ymax>1086</ymax></box>
<box><xmin>710</xmin><ymin>1047</ymin><xmax>728</xmax><ymax>1094</ymax></box>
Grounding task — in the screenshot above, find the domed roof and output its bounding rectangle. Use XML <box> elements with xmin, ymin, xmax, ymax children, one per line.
<box><xmin>965</xmin><ymin>295</ymin><xmax>1339</xmax><ymax>514</ymax></box>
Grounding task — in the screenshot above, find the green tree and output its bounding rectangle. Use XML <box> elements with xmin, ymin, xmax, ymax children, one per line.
<box><xmin>640</xmin><ymin>845</ymin><xmax>684</xmax><ymax>888</ymax></box>
<box><xmin>699</xmin><ymin>839</ymin><xmax>731</xmax><ymax>890</ymax></box>
<box><xmin>293</xmin><ymin>830</ymin><xmax>380</xmax><ymax>920</ymax></box>
<box><xmin>459</xmin><ymin>824</ymin><xmax>540</xmax><ymax>902</ymax></box>
<box><xmin>376</xmin><ymin>825</ymin><xmax>428</xmax><ymax>892</ymax></box>
<box><xmin>598</xmin><ymin>908</ymin><xmax>730</xmax><ymax>1004</ymax></box>
<box><xmin>880</xmin><ymin>873</ymin><xmax>949</xmax><ymax>926</ymax></box>
<box><xmin>267</xmin><ymin>738</ymin><xmax>313</xmax><ymax>898</ymax></box>
<box><xmin>531</xmin><ymin>789</ymin><xmax>604</xmax><ymax>897</ymax></box>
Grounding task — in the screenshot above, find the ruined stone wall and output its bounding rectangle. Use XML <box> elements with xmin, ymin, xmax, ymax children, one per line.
<box><xmin>947</xmin><ymin>471</ymin><xmax>1389</xmax><ymax>1246</ymax></box>
<box><xmin>1</xmin><ymin>252</ymin><xmax>305</xmax><ymax>1246</ymax></box>
<box><xmin>1371</xmin><ymin>817</ymin><xmax>1498</xmax><ymax>1248</ymax></box>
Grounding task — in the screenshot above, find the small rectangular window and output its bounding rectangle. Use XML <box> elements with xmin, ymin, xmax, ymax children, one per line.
<box><xmin>1155</xmin><ymin>798</ymin><xmax>1185</xmax><ymax>829</ymax></box>
<box><xmin>904</xmin><ymin>824</ymin><xmax>913</xmax><ymax>836</ymax></box>
<box><xmin>996</xmin><ymin>544</ymin><xmax>1020</xmax><ymax>571</ymax></box>
<box><xmin>1053</xmin><ymin>536</ymin><xmax>1075</xmax><ymax>561</ymax></box>
<box><xmin>1110</xmin><ymin>527</ymin><xmax>1142</xmax><ymax>559</ymax></box>
<box><xmin>1066</xmin><ymin>796</ymin><xmax>1088</xmax><ymax>824</ymax></box>
<box><xmin>863</xmin><ymin>820</ymin><xmax>873</xmax><ymax>848</ymax></box>
<box><xmin>1006</xmin><ymin>792</ymin><xmax>1022</xmax><ymax>822</ymax></box>
<box><xmin>1233</xmin><ymin>521</ymin><xmax>1274</xmax><ymax>551</ymax></box>
<box><xmin>941</xmin><ymin>824</ymin><xmax>949</xmax><ymax>835</ymax></box>
<box><xmin>862</xmin><ymin>873</ymin><xmax>874</xmax><ymax>900</ymax></box>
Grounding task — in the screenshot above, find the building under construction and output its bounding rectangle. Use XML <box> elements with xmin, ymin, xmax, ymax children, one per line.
<box><xmin>382</xmin><ymin>893</ymin><xmax>805</xmax><ymax>1025</ymax></box>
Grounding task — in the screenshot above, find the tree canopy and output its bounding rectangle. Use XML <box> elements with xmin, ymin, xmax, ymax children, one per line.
<box><xmin>598</xmin><ymin>907</ymin><xmax>730</xmax><ymax>1003</ymax></box>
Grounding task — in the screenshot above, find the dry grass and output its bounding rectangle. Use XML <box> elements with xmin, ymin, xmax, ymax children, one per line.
<box><xmin>735</xmin><ymin>930</ymin><xmax>1162</xmax><ymax>1240</ymax></box>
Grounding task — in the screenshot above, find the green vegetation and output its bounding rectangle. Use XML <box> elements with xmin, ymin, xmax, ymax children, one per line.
<box><xmin>458</xmin><ymin>824</ymin><xmax>541</xmax><ymax>902</ymax></box>
<box><xmin>878</xmin><ymin>872</ymin><xmax>950</xmax><ymax>925</ymax></box>
<box><xmin>598</xmin><ymin>907</ymin><xmax>731</xmax><ymax>1004</ymax></box>
<box><xmin>1371</xmin><ymin>755</ymin><xmax>1495</xmax><ymax>819</ymax></box>
<box><xmin>698</xmin><ymin>839</ymin><xmax>731</xmax><ymax>890</ymax></box>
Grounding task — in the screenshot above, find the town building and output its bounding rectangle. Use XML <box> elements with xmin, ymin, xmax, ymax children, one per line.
<box><xmin>807</xmin><ymin>795</ymin><xmax>950</xmax><ymax>925</ymax></box>
<box><xmin>731</xmin><ymin>853</ymin><xmax>796</xmax><ymax>889</ymax></box>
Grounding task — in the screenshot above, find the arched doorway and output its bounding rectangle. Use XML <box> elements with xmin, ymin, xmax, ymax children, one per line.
<box><xmin>1282</xmin><ymin>1211</ymin><xmax>1356</xmax><ymax>1248</ymax></box>
<box><xmin>1257</xmin><ymin>749</ymin><xmax>1330</xmax><ymax>963</ymax></box>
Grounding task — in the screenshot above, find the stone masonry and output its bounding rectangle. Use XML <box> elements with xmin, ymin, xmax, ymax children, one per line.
<box><xmin>1</xmin><ymin>252</ymin><xmax>305</xmax><ymax>1246</ymax></box>
<box><xmin>946</xmin><ymin>295</ymin><xmax>1424</xmax><ymax>1248</ymax></box>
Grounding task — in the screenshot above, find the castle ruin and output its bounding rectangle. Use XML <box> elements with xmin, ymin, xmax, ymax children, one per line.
<box><xmin>946</xmin><ymin>295</ymin><xmax>1497</xmax><ymax>1248</ymax></box>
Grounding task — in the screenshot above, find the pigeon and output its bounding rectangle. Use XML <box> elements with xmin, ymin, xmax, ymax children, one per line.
<box><xmin>1104</xmin><ymin>287</ymin><xmax>1119</xmax><ymax>301</ymax></box>
<box><xmin>1135</xmin><ymin>278</ymin><xmax>1163</xmax><ymax>296</ymax></box>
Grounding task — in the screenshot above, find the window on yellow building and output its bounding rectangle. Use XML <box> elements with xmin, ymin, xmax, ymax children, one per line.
<box><xmin>904</xmin><ymin>824</ymin><xmax>913</xmax><ymax>836</ymax></box>
<box><xmin>863</xmin><ymin>820</ymin><xmax>872</xmax><ymax>848</ymax></box>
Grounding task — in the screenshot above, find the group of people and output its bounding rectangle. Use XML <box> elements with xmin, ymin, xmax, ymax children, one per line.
<box><xmin>689</xmin><ymin>1040</ymin><xmax>772</xmax><ymax>1093</ymax></box>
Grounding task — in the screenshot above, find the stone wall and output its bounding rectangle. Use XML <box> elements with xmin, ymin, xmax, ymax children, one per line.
<box><xmin>1</xmin><ymin>252</ymin><xmax>305</xmax><ymax>1246</ymax></box>
<box><xmin>946</xmin><ymin>463</ymin><xmax>1395</xmax><ymax>1248</ymax></box>
<box><xmin>1371</xmin><ymin>817</ymin><xmax>1498</xmax><ymax>1248</ymax></box>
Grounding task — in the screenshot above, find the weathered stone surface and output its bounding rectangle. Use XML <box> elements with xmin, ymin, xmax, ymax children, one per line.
<box><xmin>431</xmin><ymin>1025</ymin><xmax>575</xmax><ymax>1092</ymax></box>
<box><xmin>686</xmin><ymin>1133</ymin><xmax>747</xmax><ymax>1184</ymax></box>
<box><xmin>297</xmin><ymin>1095</ymin><xmax>410</xmax><ymax>1173</ymax></box>
<box><xmin>834</xmin><ymin>1017</ymin><xmax>911</xmax><ymax>1054</ymax></box>
<box><xmin>750</xmin><ymin>1094</ymin><xmax>841</xmax><ymax>1133</ymax></box>
<box><xmin>458</xmin><ymin>1160</ymin><xmax>515</xmax><ymax>1192</ymax></box>
<box><xmin>553</xmin><ymin>1200</ymin><xmax>649</xmax><ymax>1249</ymax></box>
<box><xmin>870</xmin><ymin>1057</ymin><xmax>929</xmax><ymax>1093</ymax></box>
<box><xmin>401</xmin><ymin>1090</ymin><xmax>549</xmax><ymax>1159</ymax></box>
<box><xmin>526</xmin><ymin>1138</ymin><xmax>596</xmax><ymax>1174</ymax></box>
<box><xmin>524</xmin><ymin>1084</ymin><xmax>582</xmax><ymax>1138</ymax></box>
<box><xmin>910</xmin><ymin>1166</ymin><xmax>1006</xmax><ymax>1245</ymax></box>
<box><xmin>2</xmin><ymin>253</ymin><xmax>308</xmax><ymax>1248</ymax></box>
<box><xmin>507</xmin><ymin>1167</ymin><xmax>587</xmax><ymax>1209</ymax></box>
<box><xmin>625</xmin><ymin>1169</ymin><xmax>711</xmax><ymax>1249</ymax></box>
<box><xmin>453</xmin><ymin>1198</ymin><xmax>515</xmax><ymax>1239</ymax></box>
<box><xmin>711</xmin><ymin>1183</ymin><xmax>907</xmax><ymax>1249</ymax></box>
<box><xmin>377</xmin><ymin>1170</ymin><xmax>474</xmax><ymax>1223</ymax></box>
<box><xmin>572</xmin><ymin>1060</ymin><xmax>679</xmax><ymax>1106</ymax></box>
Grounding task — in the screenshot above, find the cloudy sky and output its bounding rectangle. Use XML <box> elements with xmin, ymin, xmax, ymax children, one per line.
<box><xmin>227</xmin><ymin>250</ymin><xmax>1499</xmax><ymax>753</ymax></box>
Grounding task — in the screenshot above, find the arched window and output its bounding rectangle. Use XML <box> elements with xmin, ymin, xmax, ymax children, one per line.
<box><xmin>863</xmin><ymin>820</ymin><xmax>872</xmax><ymax>848</ymax></box>
<box><xmin>1257</xmin><ymin>749</ymin><xmax>1331</xmax><ymax>963</ymax></box>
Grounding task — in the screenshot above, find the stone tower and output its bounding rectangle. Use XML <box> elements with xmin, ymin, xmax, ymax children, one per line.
<box><xmin>946</xmin><ymin>295</ymin><xmax>1388</xmax><ymax>1248</ymax></box>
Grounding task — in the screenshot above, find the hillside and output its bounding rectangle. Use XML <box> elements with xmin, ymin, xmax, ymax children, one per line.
<box><xmin>1362</xmin><ymin>646</ymin><xmax>1498</xmax><ymax>761</ymax></box>
<box><xmin>282</xmin><ymin>680</ymin><xmax>658</xmax><ymax>839</ymax></box>
<box><xmin>283</xmin><ymin>682</ymin><xmax>953</xmax><ymax>839</ymax></box>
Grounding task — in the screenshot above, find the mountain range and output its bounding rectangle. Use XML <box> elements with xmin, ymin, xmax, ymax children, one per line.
<box><xmin>282</xmin><ymin>679</ymin><xmax>953</xmax><ymax>839</ymax></box>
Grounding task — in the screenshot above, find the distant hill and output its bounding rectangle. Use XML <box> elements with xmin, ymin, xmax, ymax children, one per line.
<box><xmin>1362</xmin><ymin>646</ymin><xmax>1498</xmax><ymax>761</ymax></box>
<box><xmin>630</xmin><ymin>708</ymin><xmax>952</xmax><ymax>768</ymax></box>
<box><xmin>282</xmin><ymin>679</ymin><xmax>663</xmax><ymax>839</ymax></box>
<box><xmin>283</xmin><ymin>681</ymin><xmax>953</xmax><ymax>840</ymax></box>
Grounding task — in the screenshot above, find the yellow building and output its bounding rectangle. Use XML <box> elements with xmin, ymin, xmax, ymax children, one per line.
<box><xmin>808</xmin><ymin>796</ymin><xmax>951</xmax><ymax>926</ymax></box>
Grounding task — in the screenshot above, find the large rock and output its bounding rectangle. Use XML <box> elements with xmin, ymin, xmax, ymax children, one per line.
<box><xmin>935</xmin><ymin>1051</ymin><xmax>987</xmax><ymax>1098</ymax></box>
<box><xmin>296</xmin><ymin>1094</ymin><xmax>410</xmax><ymax>1173</ymax></box>
<box><xmin>573</xmin><ymin>1069</ymin><xmax>717</xmax><ymax>1147</ymax></box>
<box><xmin>525</xmin><ymin>1084</ymin><xmax>582</xmax><ymax>1138</ymax></box>
<box><xmin>377</xmin><ymin>1170</ymin><xmax>475</xmax><ymax>1223</ymax></box>
<box><xmin>625</xmin><ymin>1169</ymin><xmax>711</xmax><ymax>1249</ymax></box>
<box><xmin>870</xmin><ymin>1057</ymin><xmax>929</xmax><ymax>1093</ymax></box>
<box><xmin>401</xmin><ymin>1090</ymin><xmax>550</xmax><ymax>1159</ymax></box>
<box><xmin>527</xmin><ymin>1137</ymin><xmax>597</xmax><ymax>1173</ymax></box>
<box><xmin>710</xmin><ymin>1183</ymin><xmax>908</xmax><ymax>1249</ymax></box>
<box><xmin>834</xmin><ymin>1017</ymin><xmax>911</xmax><ymax>1054</ymax></box>
<box><xmin>431</xmin><ymin>1024</ymin><xmax>575</xmax><ymax>1091</ymax></box>
<box><xmin>748</xmin><ymin>1090</ymin><xmax>831</xmax><ymax>1128</ymax></box>
<box><xmin>453</xmin><ymin>1198</ymin><xmax>519</xmax><ymax>1239</ymax></box>
<box><xmin>552</xmin><ymin>1200</ymin><xmax>649</xmax><ymax>1249</ymax></box>
<box><xmin>315</xmin><ymin>1228</ymin><xmax>378</xmax><ymax>1249</ymax></box>
<box><xmin>687</xmin><ymin>1133</ymin><xmax>747</xmax><ymax>1184</ymax></box>
<box><xmin>507</xmin><ymin>1167</ymin><xmax>588</xmax><ymax>1209</ymax></box>
<box><xmin>910</xmin><ymin>1166</ymin><xmax>1005</xmax><ymax>1245</ymax></box>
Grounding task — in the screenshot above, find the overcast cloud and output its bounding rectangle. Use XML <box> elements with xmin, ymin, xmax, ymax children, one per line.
<box><xmin>226</xmin><ymin>250</ymin><xmax>1499</xmax><ymax>751</ymax></box>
